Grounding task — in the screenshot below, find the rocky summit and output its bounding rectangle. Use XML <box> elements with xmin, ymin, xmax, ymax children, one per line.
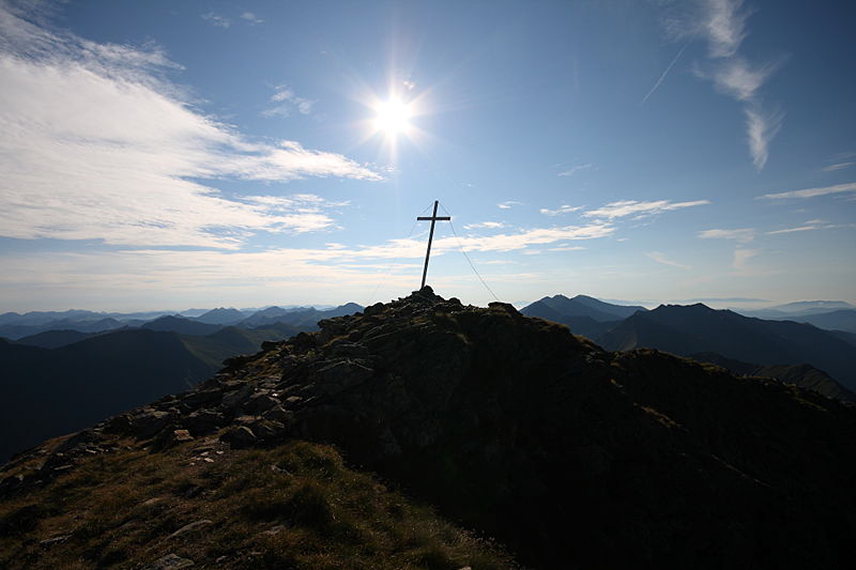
<box><xmin>2</xmin><ymin>287</ymin><xmax>855</xmax><ymax>569</ymax></box>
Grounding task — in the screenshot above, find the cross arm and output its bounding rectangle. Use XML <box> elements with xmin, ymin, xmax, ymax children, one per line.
<box><xmin>417</xmin><ymin>216</ymin><xmax>451</xmax><ymax>221</ymax></box>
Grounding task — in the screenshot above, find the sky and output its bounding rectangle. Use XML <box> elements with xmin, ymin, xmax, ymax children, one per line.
<box><xmin>0</xmin><ymin>0</ymin><xmax>854</xmax><ymax>312</ymax></box>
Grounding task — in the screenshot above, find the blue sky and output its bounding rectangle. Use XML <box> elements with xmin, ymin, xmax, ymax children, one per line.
<box><xmin>0</xmin><ymin>0</ymin><xmax>854</xmax><ymax>311</ymax></box>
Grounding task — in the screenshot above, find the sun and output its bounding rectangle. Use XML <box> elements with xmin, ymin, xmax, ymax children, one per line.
<box><xmin>373</xmin><ymin>97</ymin><xmax>413</xmax><ymax>137</ymax></box>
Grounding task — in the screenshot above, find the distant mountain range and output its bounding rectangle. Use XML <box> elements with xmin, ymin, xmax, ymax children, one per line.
<box><xmin>738</xmin><ymin>301</ymin><xmax>856</xmax><ymax>333</ymax></box>
<box><xmin>0</xmin><ymin>303</ymin><xmax>363</xmax><ymax>461</ymax></box>
<box><xmin>0</xmin><ymin>303</ymin><xmax>363</xmax><ymax>342</ymax></box>
<box><xmin>743</xmin><ymin>300</ymin><xmax>855</xmax><ymax>317</ymax></box>
<box><xmin>520</xmin><ymin>294</ymin><xmax>646</xmax><ymax>339</ymax></box>
<box><xmin>521</xmin><ymin>295</ymin><xmax>856</xmax><ymax>395</ymax></box>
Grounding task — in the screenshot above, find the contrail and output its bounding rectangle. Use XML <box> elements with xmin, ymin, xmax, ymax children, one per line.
<box><xmin>641</xmin><ymin>41</ymin><xmax>690</xmax><ymax>104</ymax></box>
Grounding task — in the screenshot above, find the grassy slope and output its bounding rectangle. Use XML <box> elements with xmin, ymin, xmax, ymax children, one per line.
<box><xmin>0</xmin><ymin>433</ymin><xmax>513</xmax><ymax>569</ymax></box>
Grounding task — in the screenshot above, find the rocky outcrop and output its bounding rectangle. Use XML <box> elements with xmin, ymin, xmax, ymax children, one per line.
<box><xmin>3</xmin><ymin>286</ymin><xmax>855</xmax><ymax>570</ymax></box>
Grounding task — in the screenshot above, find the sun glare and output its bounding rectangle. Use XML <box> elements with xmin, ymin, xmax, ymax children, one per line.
<box><xmin>373</xmin><ymin>97</ymin><xmax>413</xmax><ymax>136</ymax></box>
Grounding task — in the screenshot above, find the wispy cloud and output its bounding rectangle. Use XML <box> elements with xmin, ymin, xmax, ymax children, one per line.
<box><xmin>497</xmin><ymin>201</ymin><xmax>522</xmax><ymax>210</ymax></box>
<box><xmin>732</xmin><ymin>247</ymin><xmax>759</xmax><ymax>271</ymax></box>
<box><xmin>704</xmin><ymin>0</ymin><xmax>749</xmax><ymax>57</ymax></box>
<box><xmin>557</xmin><ymin>163</ymin><xmax>593</xmax><ymax>176</ymax></box>
<box><xmin>262</xmin><ymin>85</ymin><xmax>315</xmax><ymax>117</ymax></box>
<box><xmin>463</xmin><ymin>221</ymin><xmax>506</xmax><ymax>230</ymax></box>
<box><xmin>540</xmin><ymin>204</ymin><xmax>583</xmax><ymax>216</ymax></box>
<box><xmin>240</xmin><ymin>12</ymin><xmax>264</xmax><ymax>25</ymax></box>
<box><xmin>548</xmin><ymin>245</ymin><xmax>586</xmax><ymax>252</ymax></box>
<box><xmin>646</xmin><ymin>251</ymin><xmax>691</xmax><ymax>270</ymax></box>
<box><xmin>202</xmin><ymin>12</ymin><xmax>230</xmax><ymax>29</ymax></box>
<box><xmin>584</xmin><ymin>199</ymin><xmax>710</xmax><ymax>220</ymax></box>
<box><xmin>759</xmin><ymin>182</ymin><xmax>856</xmax><ymax>200</ymax></box>
<box><xmin>0</xmin><ymin>6</ymin><xmax>379</xmax><ymax>249</ymax></box>
<box><xmin>766</xmin><ymin>220</ymin><xmax>852</xmax><ymax>235</ymax></box>
<box><xmin>689</xmin><ymin>0</ymin><xmax>783</xmax><ymax>170</ymax></box>
<box><xmin>710</xmin><ymin>57</ymin><xmax>780</xmax><ymax>102</ymax></box>
<box><xmin>434</xmin><ymin>223</ymin><xmax>614</xmax><ymax>253</ymax></box>
<box><xmin>744</xmin><ymin>104</ymin><xmax>783</xmax><ymax>170</ymax></box>
<box><xmin>698</xmin><ymin>228</ymin><xmax>755</xmax><ymax>242</ymax></box>
<box><xmin>822</xmin><ymin>161</ymin><xmax>855</xmax><ymax>172</ymax></box>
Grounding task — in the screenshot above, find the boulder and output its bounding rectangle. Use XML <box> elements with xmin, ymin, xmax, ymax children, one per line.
<box><xmin>219</xmin><ymin>426</ymin><xmax>256</xmax><ymax>449</ymax></box>
<box><xmin>185</xmin><ymin>410</ymin><xmax>224</xmax><ymax>436</ymax></box>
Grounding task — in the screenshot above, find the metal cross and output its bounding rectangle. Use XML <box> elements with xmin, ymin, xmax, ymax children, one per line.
<box><xmin>417</xmin><ymin>200</ymin><xmax>451</xmax><ymax>289</ymax></box>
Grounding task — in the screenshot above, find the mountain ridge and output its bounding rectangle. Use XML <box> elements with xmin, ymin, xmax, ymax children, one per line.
<box><xmin>600</xmin><ymin>303</ymin><xmax>856</xmax><ymax>390</ymax></box>
<box><xmin>3</xmin><ymin>288</ymin><xmax>854</xmax><ymax>569</ymax></box>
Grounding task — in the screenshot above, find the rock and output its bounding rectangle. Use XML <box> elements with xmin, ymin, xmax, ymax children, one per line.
<box><xmin>261</xmin><ymin>524</ymin><xmax>286</xmax><ymax>536</ymax></box>
<box><xmin>249</xmin><ymin>419</ymin><xmax>286</xmax><ymax>441</ymax></box>
<box><xmin>292</xmin><ymin>332</ymin><xmax>316</xmax><ymax>350</ymax></box>
<box><xmin>363</xmin><ymin>302</ymin><xmax>385</xmax><ymax>316</ymax></box>
<box><xmin>244</xmin><ymin>392</ymin><xmax>280</xmax><ymax>414</ymax></box>
<box><xmin>327</xmin><ymin>340</ymin><xmax>369</xmax><ymax>359</ymax></box>
<box><xmin>222</xmin><ymin>353</ymin><xmax>254</xmax><ymax>370</ymax></box>
<box><xmin>130</xmin><ymin>410</ymin><xmax>173</xmax><ymax>439</ymax></box>
<box><xmin>177</xmin><ymin>389</ymin><xmax>222</xmax><ymax>410</ymax></box>
<box><xmin>263</xmin><ymin>406</ymin><xmax>295</xmax><ymax>425</ymax></box>
<box><xmin>219</xmin><ymin>426</ymin><xmax>256</xmax><ymax>449</ymax></box>
<box><xmin>316</xmin><ymin>360</ymin><xmax>374</xmax><ymax>395</ymax></box>
<box><xmin>220</xmin><ymin>384</ymin><xmax>253</xmax><ymax>412</ymax></box>
<box><xmin>167</xmin><ymin>519</ymin><xmax>212</xmax><ymax>539</ymax></box>
<box><xmin>279</xmin><ymin>354</ymin><xmax>299</xmax><ymax>372</ymax></box>
<box><xmin>185</xmin><ymin>410</ymin><xmax>224</xmax><ymax>436</ymax></box>
<box><xmin>39</xmin><ymin>534</ymin><xmax>71</xmax><ymax>547</ymax></box>
<box><xmin>143</xmin><ymin>553</ymin><xmax>194</xmax><ymax>569</ymax></box>
<box><xmin>488</xmin><ymin>301</ymin><xmax>520</xmax><ymax>316</ymax></box>
<box><xmin>234</xmin><ymin>415</ymin><xmax>260</xmax><ymax>426</ymax></box>
<box><xmin>172</xmin><ymin>430</ymin><xmax>193</xmax><ymax>442</ymax></box>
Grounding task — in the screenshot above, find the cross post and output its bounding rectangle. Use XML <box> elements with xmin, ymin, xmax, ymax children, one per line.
<box><xmin>417</xmin><ymin>200</ymin><xmax>451</xmax><ymax>289</ymax></box>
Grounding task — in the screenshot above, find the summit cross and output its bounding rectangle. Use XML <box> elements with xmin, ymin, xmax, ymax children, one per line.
<box><xmin>417</xmin><ymin>200</ymin><xmax>451</xmax><ymax>289</ymax></box>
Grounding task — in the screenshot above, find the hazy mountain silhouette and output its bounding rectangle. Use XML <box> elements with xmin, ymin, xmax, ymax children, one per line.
<box><xmin>788</xmin><ymin>309</ymin><xmax>856</xmax><ymax>334</ymax></box>
<box><xmin>238</xmin><ymin>302</ymin><xmax>363</xmax><ymax>329</ymax></box>
<box><xmin>13</xmin><ymin>329</ymin><xmax>100</xmax><ymax>349</ymax></box>
<box><xmin>520</xmin><ymin>294</ymin><xmax>644</xmax><ymax>338</ymax></box>
<box><xmin>193</xmin><ymin>307</ymin><xmax>249</xmax><ymax>325</ymax></box>
<box><xmin>600</xmin><ymin>303</ymin><xmax>856</xmax><ymax>390</ymax></box>
<box><xmin>744</xmin><ymin>300</ymin><xmax>855</xmax><ymax>318</ymax></box>
<box><xmin>0</xmin><ymin>317</ymin><xmax>129</xmax><ymax>340</ymax></box>
<box><xmin>523</xmin><ymin>294</ymin><xmax>646</xmax><ymax>322</ymax></box>
<box><xmin>142</xmin><ymin>315</ymin><xmax>223</xmax><ymax>336</ymax></box>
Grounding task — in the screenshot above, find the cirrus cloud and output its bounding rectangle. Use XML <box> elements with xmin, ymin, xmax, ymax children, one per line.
<box><xmin>759</xmin><ymin>182</ymin><xmax>856</xmax><ymax>200</ymax></box>
<box><xmin>584</xmin><ymin>199</ymin><xmax>710</xmax><ymax>220</ymax></box>
<box><xmin>698</xmin><ymin>228</ymin><xmax>755</xmax><ymax>242</ymax></box>
<box><xmin>0</xmin><ymin>5</ymin><xmax>380</xmax><ymax>249</ymax></box>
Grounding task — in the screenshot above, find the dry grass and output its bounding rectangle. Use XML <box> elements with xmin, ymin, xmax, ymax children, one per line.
<box><xmin>0</xmin><ymin>434</ymin><xmax>514</xmax><ymax>569</ymax></box>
